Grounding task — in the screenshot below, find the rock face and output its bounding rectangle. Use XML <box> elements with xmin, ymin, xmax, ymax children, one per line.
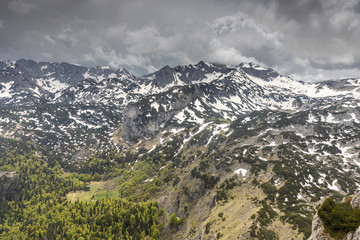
<box><xmin>238</xmin><ymin>62</ymin><xmax>280</xmax><ymax>81</ymax></box>
<box><xmin>152</xmin><ymin>66</ymin><xmax>177</xmax><ymax>88</ymax></box>
<box><xmin>347</xmin><ymin>194</ymin><xmax>360</xmax><ymax>240</ymax></box>
<box><xmin>307</xmin><ymin>213</ymin><xmax>332</xmax><ymax>240</ymax></box>
<box><xmin>346</xmin><ymin>228</ymin><xmax>360</xmax><ymax>240</ymax></box>
<box><xmin>350</xmin><ymin>192</ymin><xmax>360</xmax><ymax>209</ymax></box>
<box><xmin>308</xmin><ymin>193</ymin><xmax>360</xmax><ymax>240</ymax></box>
<box><xmin>122</xmin><ymin>85</ymin><xmax>201</xmax><ymax>143</ymax></box>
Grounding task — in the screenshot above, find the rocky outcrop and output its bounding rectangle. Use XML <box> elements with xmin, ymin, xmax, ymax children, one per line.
<box><xmin>122</xmin><ymin>84</ymin><xmax>202</xmax><ymax>143</ymax></box>
<box><xmin>346</xmin><ymin>228</ymin><xmax>360</xmax><ymax>240</ymax></box>
<box><xmin>152</xmin><ymin>65</ymin><xmax>177</xmax><ymax>88</ymax></box>
<box><xmin>175</xmin><ymin>61</ymin><xmax>231</xmax><ymax>84</ymax></box>
<box><xmin>238</xmin><ymin>62</ymin><xmax>280</xmax><ymax>81</ymax></box>
<box><xmin>307</xmin><ymin>213</ymin><xmax>332</xmax><ymax>240</ymax></box>
<box><xmin>308</xmin><ymin>193</ymin><xmax>360</xmax><ymax>240</ymax></box>
<box><xmin>350</xmin><ymin>192</ymin><xmax>360</xmax><ymax>209</ymax></box>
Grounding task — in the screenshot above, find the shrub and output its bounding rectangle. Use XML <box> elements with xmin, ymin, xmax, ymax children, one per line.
<box><xmin>205</xmin><ymin>222</ymin><xmax>212</xmax><ymax>234</ymax></box>
<box><xmin>261</xmin><ymin>182</ymin><xmax>277</xmax><ymax>201</ymax></box>
<box><xmin>318</xmin><ymin>197</ymin><xmax>360</xmax><ymax>239</ymax></box>
<box><xmin>169</xmin><ymin>213</ymin><xmax>183</xmax><ymax>229</ymax></box>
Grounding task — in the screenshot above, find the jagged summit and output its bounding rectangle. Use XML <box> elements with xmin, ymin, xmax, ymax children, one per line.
<box><xmin>151</xmin><ymin>65</ymin><xmax>177</xmax><ymax>88</ymax></box>
<box><xmin>0</xmin><ymin>59</ymin><xmax>137</xmax><ymax>105</ymax></box>
<box><xmin>1</xmin><ymin>58</ymin><xmax>360</xmax><ymax>107</ymax></box>
<box><xmin>239</xmin><ymin>62</ymin><xmax>281</xmax><ymax>81</ymax></box>
<box><xmin>144</xmin><ymin>60</ymin><xmax>284</xmax><ymax>89</ymax></box>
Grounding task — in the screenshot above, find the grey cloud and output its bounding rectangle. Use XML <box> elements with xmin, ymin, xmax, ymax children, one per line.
<box><xmin>272</xmin><ymin>0</ymin><xmax>323</xmax><ymax>23</ymax></box>
<box><xmin>8</xmin><ymin>0</ymin><xmax>35</xmax><ymax>15</ymax></box>
<box><xmin>0</xmin><ymin>0</ymin><xmax>359</xmax><ymax>81</ymax></box>
<box><xmin>355</xmin><ymin>1</ymin><xmax>360</xmax><ymax>13</ymax></box>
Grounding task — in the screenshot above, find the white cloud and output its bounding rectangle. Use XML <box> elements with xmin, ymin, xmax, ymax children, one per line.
<box><xmin>84</xmin><ymin>46</ymin><xmax>156</xmax><ymax>72</ymax></box>
<box><xmin>0</xmin><ymin>20</ymin><xmax>4</xmax><ymax>29</ymax></box>
<box><xmin>291</xmin><ymin>67</ymin><xmax>360</xmax><ymax>82</ymax></box>
<box><xmin>206</xmin><ymin>39</ymin><xmax>258</xmax><ymax>65</ymax></box>
<box><xmin>212</xmin><ymin>11</ymin><xmax>282</xmax><ymax>48</ymax></box>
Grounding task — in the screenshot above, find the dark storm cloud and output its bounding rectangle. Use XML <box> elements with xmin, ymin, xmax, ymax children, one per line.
<box><xmin>1</xmin><ymin>0</ymin><xmax>360</xmax><ymax>81</ymax></box>
<box><xmin>273</xmin><ymin>0</ymin><xmax>324</xmax><ymax>23</ymax></box>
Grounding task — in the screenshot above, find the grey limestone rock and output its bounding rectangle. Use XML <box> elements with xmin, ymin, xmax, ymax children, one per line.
<box><xmin>152</xmin><ymin>65</ymin><xmax>176</xmax><ymax>88</ymax></box>
<box><xmin>308</xmin><ymin>213</ymin><xmax>332</xmax><ymax>240</ymax></box>
<box><xmin>350</xmin><ymin>192</ymin><xmax>360</xmax><ymax>209</ymax></box>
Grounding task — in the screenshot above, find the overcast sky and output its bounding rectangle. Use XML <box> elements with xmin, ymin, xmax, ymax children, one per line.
<box><xmin>1</xmin><ymin>0</ymin><xmax>360</xmax><ymax>81</ymax></box>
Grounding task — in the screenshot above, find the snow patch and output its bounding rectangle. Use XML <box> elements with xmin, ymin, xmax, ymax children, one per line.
<box><xmin>258</xmin><ymin>157</ymin><xmax>268</xmax><ymax>161</ymax></box>
<box><xmin>297</xmin><ymin>193</ymin><xmax>303</xmax><ymax>199</ymax></box>
<box><xmin>327</xmin><ymin>179</ymin><xmax>339</xmax><ymax>191</ymax></box>
<box><xmin>148</xmin><ymin>145</ymin><xmax>157</xmax><ymax>153</ymax></box>
<box><xmin>151</xmin><ymin>102</ymin><xmax>160</xmax><ymax>111</ymax></box>
<box><xmin>351</xmin><ymin>113</ymin><xmax>359</xmax><ymax>123</ymax></box>
<box><xmin>170</xmin><ymin>128</ymin><xmax>185</xmax><ymax>134</ymax></box>
<box><xmin>234</xmin><ymin>168</ymin><xmax>247</xmax><ymax>176</ymax></box>
<box><xmin>353</xmin><ymin>159</ymin><xmax>360</xmax><ymax>168</ymax></box>
<box><xmin>174</xmin><ymin>110</ymin><xmax>186</xmax><ymax>124</ymax></box>
<box><xmin>242</xmin><ymin>117</ymin><xmax>251</xmax><ymax>123</ymax></box>
<box><xmin>194</xmin><ymin>99</ymin><xmax>205</xmax><ymax>112</ymax></box>
<box><xmin>40</xmin><ymin>65</ymin><xmax>48</xmax><ymax>70</ymax></box>
<box><xmin>0</xmin><ymin>81</ymin><xmax>14</xmax><ymax>98</ymax></box>
<box><xmin>36</xmin><ymin>77</ymin><xmax>69</xmax><ymax>93</ymax></box>
<box><xmin>209</xmin><ymin>98</ymin><xmax>231</xmax><ymax>111</ymax></box>
<box><xmin>307</xmin><ymin>113</ymin><xmax>317</xmax><ymax>123</ymax></box>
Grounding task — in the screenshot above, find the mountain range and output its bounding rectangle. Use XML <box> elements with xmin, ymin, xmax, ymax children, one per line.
<box><xmin>1</xmin><ymin>59</ymin><xmax>360</xmax><ymax>239</ymax></box>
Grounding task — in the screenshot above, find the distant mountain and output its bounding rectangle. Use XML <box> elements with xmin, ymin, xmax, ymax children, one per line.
<box><xmin>0</xmin><ymin>59</ymin><xmax>134</xmax><ymax>105</ymax></box>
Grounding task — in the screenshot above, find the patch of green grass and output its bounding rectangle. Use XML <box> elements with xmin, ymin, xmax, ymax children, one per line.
<box><xmin>93</xmin><ymin>189</ymin><xmax>119</xmax><ymax>200</ymax></box>
<box><xmin>67</xmin><ymin>180</ymin><xmax>119</xmax><ymax>201</ymax></box>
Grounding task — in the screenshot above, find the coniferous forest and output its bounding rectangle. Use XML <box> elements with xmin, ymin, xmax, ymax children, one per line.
<box><xmin>0</xmin><ymin>150</ymin><xmax>161</xmax><ymax>239</ymax></box>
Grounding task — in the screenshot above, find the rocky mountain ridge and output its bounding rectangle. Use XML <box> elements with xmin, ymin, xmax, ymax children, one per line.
<box><xmin>1</xmin><ymin>58</ymin><xmax>360</xmax><ymax>160</ymax></box>
<box><xmin>2</xmin><ymin>59</ymin><xmax>360</xmax><ymax>107</ymax></box>
<box><xmin>0</xmin><ymin>59</ymin><xmax>135</xmax><ymax>105</ymax></box>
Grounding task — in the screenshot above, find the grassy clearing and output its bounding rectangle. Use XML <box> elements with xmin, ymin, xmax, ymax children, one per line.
<box><xmin>66</xmin><ymin>178</ymin><xmax>120</xmax><ymax>202</ymax></box>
